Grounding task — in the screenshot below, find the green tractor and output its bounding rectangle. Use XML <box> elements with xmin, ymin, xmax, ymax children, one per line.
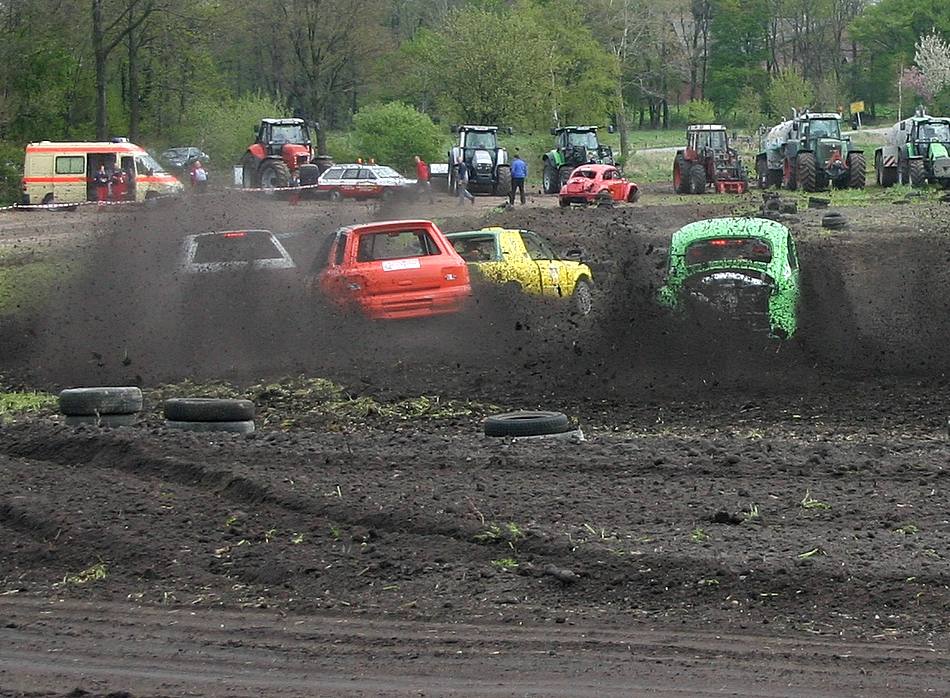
<box><xmin>874</xmin><ymin>109</ymin><xmax>950</xmax><ymax>188</ymax></box>
<box><xmin>541</xmin><ymin>126</ymin><xmax>615</xmax><ymax>194</ymax></box>
<box><xmin>755</xmin><ymin>111</ymin><xmax>865</xmax><ymax>192</ymax></box>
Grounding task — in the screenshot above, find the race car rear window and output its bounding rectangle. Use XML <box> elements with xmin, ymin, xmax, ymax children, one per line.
<box><xmin>685</xmin><ymin>237</ymin><xmax>772</xmax><ymax>265</ymax></box>
<box><xmin>356</xmin><ymin>230</ymin><xmax>441</xmax><ymax>262</ymax></box>
<box><xmin>193</xmin><ymin>231</ymin><xmax>284</xmax><ymax>264</ymax></box>
<box><xmin>451</xmin><ymin>235</ymin><xmax>498</xmax><ymax>262</ymax></box>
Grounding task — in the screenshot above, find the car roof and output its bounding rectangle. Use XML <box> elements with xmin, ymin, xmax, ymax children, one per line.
<box><xmin>338</xmin><ymin>219</ymin><xmax>437</xmax><ymax>235</ymax></box>
<box><xmin>574</xmin><ymin>164</ymin><xmax>616</xmax><ymax>173</ymax></box>
<box><xmin>445</xmin><ymin>228</ymin><xmax>506</xmax><ymax>238</ymax></box>
<box><xmin>670</xmin><ymin>218</ymin><xmax>790</xmax><ymax>251</ymax></box>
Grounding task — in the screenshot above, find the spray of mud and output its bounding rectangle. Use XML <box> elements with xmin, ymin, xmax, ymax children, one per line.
<box><xmin>3</xmin><ymin>192</ymin><xmax>949</xmax><ymax>403</ymax></box>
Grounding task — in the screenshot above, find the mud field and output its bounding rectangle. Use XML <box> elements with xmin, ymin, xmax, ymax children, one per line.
<box><xmin>0</xmin><ymin>190</ymin><xmax>949</xmax><ymax>696</ymax></box>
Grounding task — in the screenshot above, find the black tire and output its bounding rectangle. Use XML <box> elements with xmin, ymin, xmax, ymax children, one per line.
<box><xmin>484</xmin><ymin>411</ymin><xmax>571</xmax><ymax>437</ymax></box>
<box><xmin>163</xmin><ymin>398</ymin><xmax>255</xmax><ymax>422</ymax></box>
<box><xmin>495</xmin><ymin>166</ymin><xmax>511</xmax><ymax>197</ymax></box>
<box><xmin>259</xmin><ymin>160</ymin><xmax>291</xmax><ymax>188</ymax></box>
<box><xmin>59</xmin><ymin>387</ymin><xmax>143</xmax><ymax>416</ymax></box>
<box><xmin>767</xmin><ymin>168</ymin><xmax>783</xmax><ymax>188</ymax></box>
<box><xmin>821</xmin><ymin>211</ymin><xmax>848</xmax><ymax>229</ymax></box>
<box><xmin>797</xmin><ymin>152</ymin><xmax>817</xmax><ymax>192</ymax></box>
<box><xmin>572</xmin><ymin>279</ymin><xmax>593</xmax><ymax>316</ymax></box>
<box><xmin>65</xmin><ymin>414</ymin><xmax>138</xmax><ymax>428</ymax></box>
<box><xmin>881</xmin><ymin>163</ymin><xmax>898</xmax><ymax>188</ymax></box>
<box><xmin>542</xmin><ymin>164</ymin><xmax>559</xmax><ymax>194</ymax></box>
<box><xmin>847</xmin><ymin>152</ymin><xmax>866</xmax><ymax>189</ymax></box>
<box><xmin>688</xmin><ymin>164</ymin><xmax>706</xmax><ymax>194</ymax></box>
<box><xmin>595</xmin><ymin>190</ymin><xmax>614</xmax><ymax>208</ymax></box>
<box><xmin>909</xmin><ymin>160</ymin><xmax>926</xmax><ymax>188</ymax></box>
<box><xmin>328</xmin><ymin>190</ymin><xmax>343</xmax><ymax>202</ymax></box>
<box><xmin>558</xmin><ymin>197</ymin><xmax>570</xmax><ymax>208</ymax></box>
<box><xmin>41</xmin><ymin>193</ymin><xmax>54</xmax><ymax>206</ymax></box>
<box><xmin>674</xmin><ymin>155</ymin><xmax>690</xmax><ymax>194</ymax></box>
<box><xmin>240</xmin><ymin>154</ymin><xmax>260</xmax><ymax>188</ymax></box>
<box><xmin>165</xmin><ymin>420</ymin><xmax>256</xmax><ymax>434</ymax></box>
<box><xmin>559</xmin><ymin>165</ymin><xmax>573</xmax><ymax>188</ymax></box>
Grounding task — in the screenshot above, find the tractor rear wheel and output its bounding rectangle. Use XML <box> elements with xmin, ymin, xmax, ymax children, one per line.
<box><xmin>559</xmin><ymin>165</ymin><xmax>574</xmax><ymax>188</ymax></box>
<box><xmin>674</xmin><ymin>155</ymin><xmax>690</xmax><ymax>194</ymax></box>
<box><xmin>909</xmin><ymin>159</ymin><xmax>926</xmax><ymax>188</ymax></box>
<box><xmin>688</xmin><ymin>163</ymin><xmax>706</xmax><ymax>194</ymax></box>
<box><xmin>847</xmin><ymin>152</ymin><xmax>866</xmax><ymax>189</ymax></box>
<box><xmin>542</xmin><ymin>164</ymin><xmax>559</xmax><ymax>194</ymax></box>
<box><xmin>260</xmin><ymin>160</ymin><xmax>291</xmax><ymax>188</ymax></box>
<box><xmin>495</xmin><ymin>166</ymin><xmax>512</xmax><ymax>197</ymax></box>
<box><xmin>797</xmin><ymin>152</ymin><xmax>817</xmax><ymax>192</ymax></box>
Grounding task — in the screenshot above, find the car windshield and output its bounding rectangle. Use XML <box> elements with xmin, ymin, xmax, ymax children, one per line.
<box><xmin>573</xmin><ymin>169</ymin><xmax>597</xmax><ymax>179</ymax></box>
<box><xmin>163</xmin><ymin>148</ymin><xmax>187</xmax><ymax>159</ymax></box>
<box><xmin>465</xmin><ymin>132</ymin><xmax>496</xmax><ymax>149</ymax></box>
<box><xmin>450</xmin><ymin>235</ymin><xmax>497</xmax><ymax>262</ymax></box>
<box><xmin>192</xmin><ymin>231</ymin><xmax>284</xmax><ymax>264</ymax></box>
<box><xmin>696</xmin><ymin>131</ymin><xmax>726</xmax><ymax>149</ymax></box>
<box><xmin>920</xmin><ymin>123</ymin><xmax>950</xmax><ymax>141</ymax></box>
<box><xmin>807</xmin><ymin>119</ymin><xmax>841</xmax><ymax>139</ymax></box>
<box><xmin>372</xmin><ymin>166</ymin><xmax>402</xmax><ymax>178</ymax></box>
<box><xmin>271</xmin><ymin>124</ymin><xmax>306</xmax><ymax>143</ymax></box>
<box><xmin>685</xmin><ymin>237</ymin><xmax>772</xmax><ymax>265</ymax></box>
<box><xmin>567</xmin><ymin>131</ymin><xmax>598</xmax><ymax>149</ymax></box>
<box><xmin>138</xmin><ymin>152</ymin><xmax>165</xmax><ymax>173</ymax></box>
<box><xmin>356</xmin><ymin>230</ymin><xmax>440</xmax><ymax>262</ymax></box>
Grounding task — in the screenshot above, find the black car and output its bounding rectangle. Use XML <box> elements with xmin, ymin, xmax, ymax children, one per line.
<box><xmin>161</xmin><ymin>147</ymin><xmax>210</xmax><ymax>172</ymax></box>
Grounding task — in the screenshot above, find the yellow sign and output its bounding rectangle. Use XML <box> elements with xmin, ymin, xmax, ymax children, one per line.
<box><xmin>850</xmin><ymin>101</ymin><xmax>865</xmax><ymax>114</ymax></box>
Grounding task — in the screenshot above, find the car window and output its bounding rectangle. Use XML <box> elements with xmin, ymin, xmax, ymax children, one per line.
<box><xmin>451</xmin><ymin>235</ymin><xmax>497</xmax><ymax>262</ymax></box>
<box><xmin>323</xmin><ymin>167</ymin><xmax>343</xmax><ymax>179</ymax></box>
<box><xmin>373</xmin><ymin>166</ymin><xmax>401</xmax><ymax>178</ymax></box>
<box><xmin>192</xmin><ymin>231</ymin><xmax>284</xmax><ymax>264</ymax></box>
<box><xmin>686</xmin><ymin>237</ymin><xmax>772</xmax><ymax>265</ymax></box>
<box><xmin>520</xmin><ymin>231</ymin><xmax>556</xmax><ymax>261</ymax></box>
<box><xmin>342</xmin><ymin>168</ymin><xmax>360</xmax><ymax>179</ymax></box>
<box><xmin>575</xmin><ymin>169</ymin><xmax>596</xmax><ymax>179</ymax></box>
<box><xmin>359</xmin><ymin>168</ymin><xmax>376</xmax><ymax>179</ymax></box>
<box><xmin>356</xmin><ymin>230</ymin><xmax>441</xmax><ymax>262</ymax></box>
<box><xmin>786</xmin><ymin>234</ymin><xmax>797</xmax><ymax>270</ymax></box>
<box><xmin>55</xmin><ymin>156</ymin><xmax>85</xmax><ymax>174</ymax></box>
<box><xmin>603</xmin><ymin>169</ymin><xmax>615</xmax><ymax>180</ymax></box>
<box><xmin>334</xmin><ymin>232</ymin><xmax>348</xmax><ymax>265</ymax></box>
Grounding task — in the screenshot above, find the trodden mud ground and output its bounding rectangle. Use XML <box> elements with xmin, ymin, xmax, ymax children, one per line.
<box><xmin>0</xmin><ymin>189</ymin><xmax>948</xmax><ymax>696</ymax></box>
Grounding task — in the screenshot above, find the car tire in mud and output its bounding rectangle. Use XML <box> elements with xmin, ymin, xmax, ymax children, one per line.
<box><xmin>65</xmin><ymin>414</ymin><xmax>138</xmax><ymax>428</ymax></box>
<box><xmin>542</xmin><ymin>165</ymin><xmax>559</xmax><ymax>194</ymax></box>
<box><xmin>797</xmin><ymin>152</ymin><xmax>817</xmax><ymax>192</ymax></box>
<box><xmin>59</xmin><ymin>387</ymin><xmax>143</xmax><ymax>416</ymax></box>
<box><xmin>596</xmin><ymin>190</ymin><xmax>614</xmax><ymax>208</ymax></box>
<box><xmin>484</xmin><ymin>411</ymin><xmax>571</xmax><ymax>437</ymax></box>
<box><xmin>821</xmin><ymin>211</ymin><xmax>848</xmax><ymax>230</ymax></box>
<box><xmin>688</xmin><ymin>164</ymin><xmax>706</xmax><ymax>194</ymax></box>
<box><xmin>847</xmin><ymin>152</ymin><xmax>866</xmax><ymax>189</ymax></box>
<box><xmin>164</xmin><ymin>420</ymin><xmax>256</xmax><ymax>434</ymax></box>
<box><xmin>163</xmin><ymin>398</ymin><xmax>255</xmax><ymax>422</ymax></box>
<box><xmin>909</xmin><ymin>160</ymin><xmax>926</xmax><ymax>188</ymax></box>
<box><xmin>259</xmin><ymin>160</ymin><xmax>291</xmax><ymax>189</ymax></box>
<box><xmin>572</xmin><ymin>280</ymin><xmax>594</xmax><ymax>316</ymax></box>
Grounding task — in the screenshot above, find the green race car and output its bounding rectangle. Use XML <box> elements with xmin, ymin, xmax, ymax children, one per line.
<box><xmin>657</xmin><ymin>217</ymin><xmax>800</xmax><ymax>339</ymax></box>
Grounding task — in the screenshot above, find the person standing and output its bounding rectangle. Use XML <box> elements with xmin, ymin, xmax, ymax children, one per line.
<box><xmin>509</xmin><ymin>150</ymin><xmax>527</xmax><ymax>205</ymax></box>
<box><xmin>414</xmin><ymin>155</ymin><xmax>434</xmax><ymax>203</ymax></box>
<box><xmin>92</xmin><ymin>164</ymin><xmax>110</xmax><ymax>202</ymax></box>
<box><xmin>190</xmin><ymin>160</ymin><xmax>209</xmax><ymax>193</ymax></box>
<box><xmin>456</xmin><ymin>157</ymin><xmax>474</xmax><ymax>206</ymax></box>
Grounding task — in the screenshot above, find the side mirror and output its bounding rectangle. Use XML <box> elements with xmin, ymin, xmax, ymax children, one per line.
<box><xmin>607</xmin><ymin>125</ymin><xmax>616</xmax><ymax>134</ymax></box>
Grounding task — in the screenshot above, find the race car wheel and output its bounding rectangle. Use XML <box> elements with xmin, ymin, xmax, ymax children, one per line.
<box><xmin>558</xmin><ymin>197</ymin><xmax>570</xmax><ymax>208</ymax></box>
<box><xmin>59</xmin><ymin>387</ymin><xmax>143</xmax><ymax>416</ymax></box>
<box><xmin>328</xmin><ymin>190</ymin><xmax>343</xmax><ymax>202</ymax></box>
<box><xmin>572</xmin><ymin>280</ymin><xmax>593</xmax><ymax>316</ymax></box>
<box><xmin>163</xmin><ymin>398</ymin><xmax>255</xmax><ymax>422</ymax></box>
<box><xmin>595</xmin><ymin>190</ymin><xmax>614</xmax><ymax>207</ymax></box>
<box><xmin>484</xmin><ymin>411</ymin><xmax>571</xmax><ymax>437</ymax></box>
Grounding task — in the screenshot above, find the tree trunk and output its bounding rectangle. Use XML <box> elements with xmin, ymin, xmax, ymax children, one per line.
<box><xmin>616</xmin><ymin>88</ymin><xmax>628</xmax><ymax>166</ymax></box>
<box><xmin>93</xmin><ymin>0</ymin><xmax>108</xmax><ymax>139</ymax></box>
<box><xmin>127</xmin><ymin>13</ymin><xmax>140</xmax><ymax>142</ymax></box>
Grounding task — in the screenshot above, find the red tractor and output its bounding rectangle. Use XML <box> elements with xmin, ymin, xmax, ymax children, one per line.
<box><xmin>673</xmin><ymin>124</ymin><xmax>748</xmax><ymax>194</ymax></box>
<box><xmin>240</xmin><ymin>118</ymin><xmax>318</xmax><ymax>189</ymax></box>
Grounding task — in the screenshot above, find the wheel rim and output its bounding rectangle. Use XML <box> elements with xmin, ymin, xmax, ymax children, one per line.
<box><xmin>574</xmin><ymin>283</ymin><xmax>592</xmax><ymax>315</ymax></box>
<box><xmin>543</xmin><ymin>169</ymin><xmax>553</xmax><ymax>191</ymax></box>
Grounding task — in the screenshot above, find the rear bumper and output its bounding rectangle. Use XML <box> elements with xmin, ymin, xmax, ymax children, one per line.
<box><xmin>360</xmin><ymin>286</ymin><xmax>471</xmax><ymax>320</ymax></box>
<box><xmin>559</xmin><ymin>194</ymin><xmax>595</xmax><ymax>205</ymax></box>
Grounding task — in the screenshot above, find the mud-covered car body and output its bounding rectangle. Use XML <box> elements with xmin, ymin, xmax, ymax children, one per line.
<box><xmin>316</xmin><ymin>164</ymin><xmax>414</xmax><ymax>201</ymax></box>
<box><xmin>315</xmin><ymin>220</ymin><xmax>470</xmax><ymax>320</ymax></box>
<box><xmin>558</xmin><ymin>164</ymin><xmax>639</xmax><ymax>207</ymax></box>
<box><xmin>445</xmin><ymin>227</ymin><xmax>595</xmax><ymax>314</ymax></box>
<box><xmin>657</xmin><ymin>217</ymin><xmax>800</xmax><ymax>338</ymax></box>
<box><xmin>180</xmin><ymin>230</ymin><xmax>295</xmax><ymax>274</ymax></box>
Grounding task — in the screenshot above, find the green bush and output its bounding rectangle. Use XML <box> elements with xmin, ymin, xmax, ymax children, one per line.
<box><xmin>0</xmin><ymin>141</ymin><xmax>24</xmax><ymax>206</ymax></box>
<box><xmin>351</xmin><ymin>102</ymin><xmax>442</xmax><ymax>172</ymax></box>
<box><xmin>686</xmin><ymin>99</ymin><xmax>716</xmax><ymax>124</ymax></box>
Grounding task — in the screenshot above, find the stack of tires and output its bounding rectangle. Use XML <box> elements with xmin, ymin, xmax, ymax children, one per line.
<box><xmin>163</xmin><ymin>398</ymin><xmax>255</xmax><ymax>434</ymax></box>
<box><xmin>59</xmin><ymin>387</ymin><xmax>143</xmax><ymax>427</ymax></box>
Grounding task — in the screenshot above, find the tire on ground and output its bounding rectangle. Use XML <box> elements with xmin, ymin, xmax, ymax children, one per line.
<box><xmin>163</xmin><ymin>398</ymin><xmax>255</xmax><ymax>422</ymax></box>
<box><xmin>797</xmin><ymin>152</ymin><xmax>817</xmax><ymax>192</ymax></box>
<box><xmin>821</xmin><ymin>211</ymin><xmax>848</xmax><ymax>229</ymax></box>
<box><xmin>65</xmin><ymin>414</ymin><xmax>138</xmax><ymax>428</ymax></box>
<box><xmin>59</xmin><ymin>387</ymin><xmax>143</xmax><ymax>416</ymax></box>
<box><xmin>688</xmin><ymin>163</ymin><xmax>706</xmax><ymax>194</ymax></box>
<box><xmin>165</xmin><ymin>420</ymin><xmax>256</xmax><ymax>434</ymax></box>
<box><xmin>484</xmin><ymin>411</ymin><xmax>571</xmax><ymax>437</ymax></box>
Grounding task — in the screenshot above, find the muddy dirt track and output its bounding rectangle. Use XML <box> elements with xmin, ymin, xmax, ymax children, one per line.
<box><xmin>0</xmin><ymin>190</ymin><xmax>949</xmax><ymax>696</ymax></box>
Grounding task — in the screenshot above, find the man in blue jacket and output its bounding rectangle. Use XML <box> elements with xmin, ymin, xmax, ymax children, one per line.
<box><xmin>509</xmin><ymin>150</ymin><xmax>527</xmax><ymax>205</ymax></box>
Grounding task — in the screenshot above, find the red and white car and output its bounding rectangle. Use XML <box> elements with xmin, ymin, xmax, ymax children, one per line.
<box><xmin>313</xmin><ymin>220</ymin><xmax>471</xmax><ymax>320</ymax></box>
<box><xmin>316</xmin><ymin>164</ymin><xmax>415</xmax><ymax>201</ymax></box>
<box><xmin>558</xmin><ymin>164</ymin><xmax>640</xmax><ymax>207</ymax></box>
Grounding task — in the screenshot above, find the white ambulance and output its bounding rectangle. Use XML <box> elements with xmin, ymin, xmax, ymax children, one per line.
<box><xmin>21</xmin><ymin>140</ymin><xmax>184</xmax><ymax>206</ymax></box>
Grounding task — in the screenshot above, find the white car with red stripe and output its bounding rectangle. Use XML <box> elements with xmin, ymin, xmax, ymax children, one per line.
<box><xmin>22</xmin><ymin>140</ymin><xmax>184</xmax><ymax>206</ymax></box>
<box><xmin>316</xmin><ymin>164</ymin><xmax>415</xmax><ymax>201</ymax></box>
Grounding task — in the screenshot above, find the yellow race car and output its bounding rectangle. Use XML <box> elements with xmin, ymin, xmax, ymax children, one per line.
<box><xmin>445</xmin><ymin>227</ymin><xmax>594</xmax><ymax>315</ymax></box>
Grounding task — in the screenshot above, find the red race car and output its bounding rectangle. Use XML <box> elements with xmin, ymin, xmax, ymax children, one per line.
<box><xmin>313</xmin><ymin>220</ymin><xmax>471</xmax><ymax>320</ymax></box>
<box><xmin>558</xmin><ymin>164</ymin><xmax>640</xmax><ymax>207</ymax></box>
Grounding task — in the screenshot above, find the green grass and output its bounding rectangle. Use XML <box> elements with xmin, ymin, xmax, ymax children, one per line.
<box><xmin>0</xmin><ymin>257</ymin><xmax>69</xmax><ymax>316</ymax></box>
<box><xmin>0</xmin><ymin>390</ymin><xmax>57</xmax><ymax>418</ymax></box>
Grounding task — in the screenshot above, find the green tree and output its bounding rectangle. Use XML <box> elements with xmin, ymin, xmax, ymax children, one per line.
<box><xmin>351</xmin><ymin>102</ymin><xmax>442</xmax><ymax>171</ymax></box>
<box><xmin>686</xmin><ymin>99</ymin><xmax>716</xmax><ymax>123</ymax></box>
<box><xmin>706</xmin><ymin>0</ymin><xmax>770</xmax><ymax>116</ymax></box>
<box><xmin>766</xmin><ymin>69</ymin><xmax>813</xmax><ymax>118</ymax></box>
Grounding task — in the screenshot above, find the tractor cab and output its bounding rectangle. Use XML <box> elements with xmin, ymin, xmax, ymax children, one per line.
<box><xmin>687</xmin><ymin>126</ymin><xmax>728</xmax><ymax>152</ymax></box>
<box><xmin>257</xmin><ymin>119</ymin><xmax>311</xmax><ymax>157</ymax></box>
<box><xmin>554</xmin><ymin>127</ymin><xmax>613</xmax><ymax>166</ymax></box>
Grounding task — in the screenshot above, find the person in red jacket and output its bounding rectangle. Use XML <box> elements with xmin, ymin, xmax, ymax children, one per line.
<box><xmin>414</xmin><ymin>155</ymin><xmax>435</xmax><ymax>204</ymax></box>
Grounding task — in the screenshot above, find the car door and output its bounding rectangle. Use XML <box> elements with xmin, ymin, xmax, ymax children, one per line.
<box><xmin>519</xmin><ymin>231</ymin><xmax>563</xmax><ymax>297</ymax></box>
<box><xmin>358</xmin><ymin>167</ymin><xmax>379</xmax><ymax>196</ymax></box>
<box><xmin>604</xmin><ymin>168</ymin><xmax>625</xmax><ymax>200</ymax></box>
<box><xmin>340</xmin><ymin>167</ymin><xmax>361</xmax><ymax>197</ymax></box>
